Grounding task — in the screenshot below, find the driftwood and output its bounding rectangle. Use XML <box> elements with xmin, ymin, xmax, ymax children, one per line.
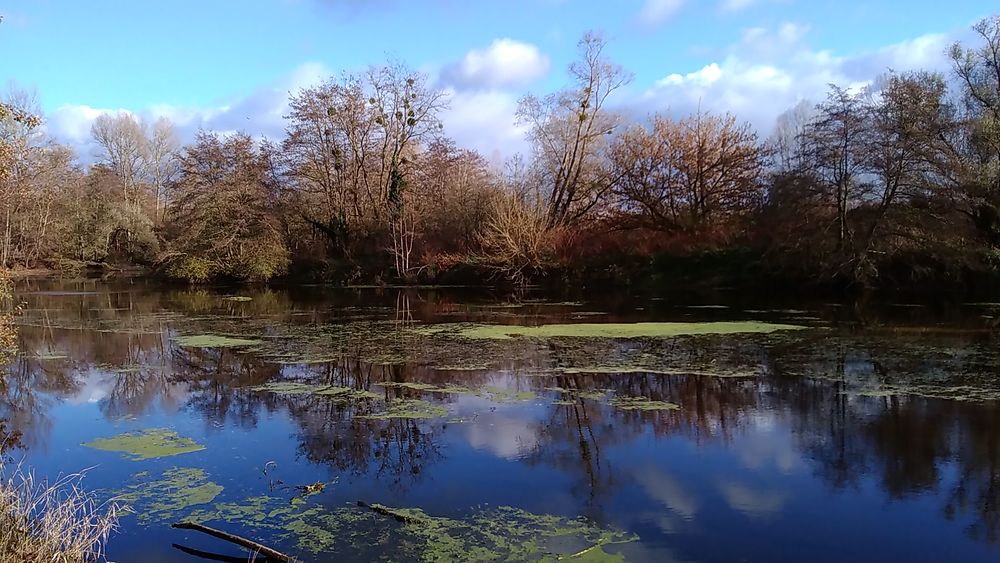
<box><xmin>356</xmin><ymin>500</ymin><xmax>421</xmax><ymax>524</ymax></box>
<box><xmin>171</xmin><ymin>522</ymin><xmax>294</xmax><ymax>562</ymax></box>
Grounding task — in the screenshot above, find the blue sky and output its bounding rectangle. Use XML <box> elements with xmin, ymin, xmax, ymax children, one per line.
<box><xmin>1</xmin><ymin>0</ymin><xmax>994</xmax><ymax>160</ymax></box>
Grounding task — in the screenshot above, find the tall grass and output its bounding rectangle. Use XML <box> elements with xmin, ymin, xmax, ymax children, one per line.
<box><xmin>0</xmin><ymin>459</ymin><xmax>119</xmax><ymax>562</ymax></box>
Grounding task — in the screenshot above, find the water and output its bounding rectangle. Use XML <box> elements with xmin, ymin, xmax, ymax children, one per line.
<box><xmin>4</xmin><ymin>278</ymin><xmax>1000</xmax><ymax>562</ymax></box>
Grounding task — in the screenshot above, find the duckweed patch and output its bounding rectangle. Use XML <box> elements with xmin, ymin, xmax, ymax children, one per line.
<box><xmin>417</xmin><ymin>321</ymin><xmax>806</xmax><ymax>340</ymax></box>
<box><xmin>117</xmin><ymin>467</ymin><xmax>224</xmax><ymax>525</ymax></box>
<box><xmin>609</xmin><ymin>397</ymin><xmax>681</xmax><ymax>411</ymax></box>
<box><xmin>483</xmin><ymin>386</ymin><xmax>537</xmax><ymax>402</ymax></box>
<box><xmin>250</xmin><ymin>381</ymin><xmax>381</xmax><ymax>400</ymax></box>
<box><xmin>848</xmin><ymin>384</ymin><xmax>1000</xmax><ymax>402</ymax></box>
<box><xmin>360</xmin><ymin>399</ymin><xmax>449</xmax><ymax>419</ymax></box>
<box><xmin>175</xmin><ymin>334</ymin><xmax>262</xmax><ymax>348</ymax></box>
<box><xmin>184</xmin><ymin>497</ymin><xmax>636</xmax><ymax>560</ymax></box>
<box><xmin>379</xmin><ymin>381</ymin><xmax>536</xmax><ymax>403</ymax></box>
<box><xmin>551</xmin><ymin>366</ymin><xmax>758</xmax><ymax>378</ymax></box>
<box><xmin>83</xmin><ymin>428</ymin><xmax>205</xmax><ymax>460</ymax></box>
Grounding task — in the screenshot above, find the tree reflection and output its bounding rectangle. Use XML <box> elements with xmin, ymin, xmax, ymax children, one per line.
<box><xmin>3</xmin><ymin>281</ymin><xmax>1000</xmax><ymax>545</ymax></box>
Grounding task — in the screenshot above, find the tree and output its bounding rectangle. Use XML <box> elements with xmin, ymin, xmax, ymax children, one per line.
<box><xmin>950</xmin><ymin>15</ymin><xmax>1000</xmax><ymax>244</ymax></box>
<box><xmin>411</xmin><ymin>138</ymin><xmax>496</xmax><ymax>257</ymax></box>
<box><xmin>163</xmin><ymin>133</ymin><xmax>289</xmax><ymax>282</ymax></box>
<box><xmin>772</xmin><ymin>100</ymin><xmax>815</xmax><ymax>172</ymax></box>
<box><xmin>610</xmin><ymin>111</ymin><xmax>768</xmax><ymax>241</ymax></box>
<box><xmin>852</xmin><ymin>72</ymin><xmax>958</xmax><ymax>279</ymax></box>
<box><xmin>282</xmin><ymin>63</ymin><xmax>447</xmax><ymax>278</ymax></box>
<box><xmin>0</xmin><ymin>89</ymin><xmax>44</xmax><ymax>268</ymax></box>
<box><xmin>518</xmin><ymin>31</ymin><xmax>632</xmax><ymax>228</ymax></box>
<box><xmin>799</xmin><ymin>86</ymin><xmax>870</xmax><ymax>254</ymax></box>
<box><xmin>90</xmin><ymin>112</ymin><xmax>148</xmax><ymax>207</ymax></box>
<box><xmin>144</xmin><ymin>117</ymin><xmax>181</xmax><ymax>223</ymax></box>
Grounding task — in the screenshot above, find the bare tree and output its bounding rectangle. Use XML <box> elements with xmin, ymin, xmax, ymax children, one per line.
<box><xmin>283</xmin><ymin>63</ymin><xmax>447</xmax><ymax>278</ymax></box>
<box><xmin>518</xmin><ymin>31</ymin><xmax>633</xmax><ymax>228</ymax></box>
<box><xmin>144</xmin><ymin>117</ymin><xmax>180</xmax><ymax>223</ymax></box>
<box><xmin>772</xmin><ymin>100</ymin><xmax>815</xmax><ymax>172</ymax></box>
<box><xmin>90</xmin><ymin>112</ymin><xmax>147</xmax><ymax>207</ymax></box>
<box><xmin>800</xmin><ymin>87</ymin><xmax>870</xmax><ymax>253</ymax></box>
<box><xmin>950</xmin><ymin>14</ymin><xmax>1000</xmax><ymax>243</ymax></box>
<box><xmin>610</xmin><ymin>110</ymin><xmax>769</xmax><ymax>240</ymax></box>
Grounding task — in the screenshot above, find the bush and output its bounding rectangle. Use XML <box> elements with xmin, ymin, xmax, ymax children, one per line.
<box><xmin>164</xmin><ymin>255</ymin><xmax>215</xmax><ymax>283</ymax></box>
<box><xmin>479</xmin><ymin>193</ymin><xmax>555</xmax><ymax>283</ymax></box>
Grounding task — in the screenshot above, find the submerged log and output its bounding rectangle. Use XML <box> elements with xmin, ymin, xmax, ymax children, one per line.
<box><xmin>171</xmin><ymin>521</ymin><xmax>294</xmax><ymax>562</ymax></box>
<box><xmin>356</xmin><ymin>500</ymin><xmax>421</xmax><ymax>524</ymax></box>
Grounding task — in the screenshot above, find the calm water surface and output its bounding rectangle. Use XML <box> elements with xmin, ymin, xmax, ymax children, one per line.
<box><xmin>4</xmin><ymin>279</ymin><xmax>1000</xmax><ymax>562</ymax></box>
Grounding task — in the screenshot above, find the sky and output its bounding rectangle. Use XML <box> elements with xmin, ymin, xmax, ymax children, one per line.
<box><xmin>0</xmin><ymin>0</ymin><xmax>995</xmax><ymax>162</ymax></box>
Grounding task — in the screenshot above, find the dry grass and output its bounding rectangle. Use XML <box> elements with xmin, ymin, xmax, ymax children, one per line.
<box><xmin>0</xmin><ymin>459</ymin><xmax>120</xmax><ymax>562</ymax></box>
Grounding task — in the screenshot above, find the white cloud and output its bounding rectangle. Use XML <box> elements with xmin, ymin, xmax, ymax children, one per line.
<box><xmin>441</xmin><ymin>88</ymin><xmax>530</xmax><ymax>164</ymax></box>
<box><xmin>462</xmin><ymin>412</ymin><xmax>540</xmax><ymax>459</ymax></box>
<box><xmin>633</xmin><ymin>466</ymin><xmax>699</xmax><ymax>520</ymax></box>
<box><xmin>717</xmin><ymin>481</ymin><xmax>788</xmax><ymax>519</ymax></box>
<box><xmin>638</xmin><ymin>0</ymin><xmax>685</xmax><ymax>27</ymax></box>
<box><xmin>637</xmin><ymin>22</ymin><xmax>957</xmax><ymax>135</ymax></box>
<box><xmin>443</xmin><ymin>39</ymin><xmax>550</xmax><ymax>90</ymax></box>
<box><xmin>44</xmin><ymin>62</ymin><xmax>331</xmax><ymax>161</ymax></box>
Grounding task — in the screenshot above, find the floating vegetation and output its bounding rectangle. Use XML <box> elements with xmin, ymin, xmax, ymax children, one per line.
<box><xmin>359</xmin><ymin>399</ymin><xmax>449</xmax><ymax>420</ymax></box>
<box><xmin>175</xmin><ymin>334</ymin><xmax>262</xmax><ymax>348</ymax></box>
<box><xmin>848</xmin><ymin>384</ymin><xmax>1000</xmax><ymax>402</ymax></box>
<box><xmin>379</xmin><ymin>381</ymin><xmax>536</xmax><ymax>403</ymax></box>
<box><xmin>483</xmin><ymin>386</ymin><xmax>536</xmax><ymax>403</ymax></box>
<box><xmin>251</xmin><ymin>382</ymin><xmax>350</xmax><ymax>395</ymax></box>
<box><xmin>181</xmin><ymin>495</ymin><xmax>638</xmax><ymax>560</ymax></box>
<box><xmin>117</xmin><ymin>467</ymin><xmax>223</xmax><ymax>525</ymax></box>
<box><xmin>29</xmin><ymin>352</ymin><xmax>69</xmax><ymax>360</ymax></box>
<box><xmin>550</xmin><ymin>366</ymin><xmax>758</xmax><ymax>378</ymax></box>
<box><xmin>250</xmin><ymin>381</ymin><xmax>381</xmax><ymax>400</ymax></box>
<box><xmin>83</xmin><ymin>429</ymin><xmax>205</xmax><ymax>460</ymax></box>
<box><xmin>434</xmin><ymin>364</ymin><xmax>493</xmax><ymax>371</ymax></box>
<box><xmin>416</xmin><ymin>321</ymin><xmax>806</xmax><ymax>340</ymax></box>
<box><xmin>609</xmin><ymin>397</ymin><xmax>681</xmax><ymax>411</ymax></box>
<box><xmin>380</xmin><ymin>381</ymin><xmax>441</xmax><ymax>391</ymax></box>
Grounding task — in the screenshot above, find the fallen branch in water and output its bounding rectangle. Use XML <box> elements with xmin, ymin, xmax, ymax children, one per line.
<box><xmin>558</xmin><ymin>542</ymin><xmax>602</xmax><ymax>560</ymax></box>
<box><xmin>173</xmin><ymin>542</ymin><xmax>267</xmax><ymax>562</ymax></box>
<box><xmin>171</xmin><ymin>522</ymin><xmax>293</xmax><ymax>562</ymax></box>
<box><xmin>356</xmin><ymin>500</ymin><xmax>422</xmax><ymax>524</ymax></box>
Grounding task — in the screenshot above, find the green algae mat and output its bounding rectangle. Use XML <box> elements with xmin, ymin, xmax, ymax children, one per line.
<box><xmin>417</xmin><ymin>321</ymin><xmax>807</xmax><ymax>340</ymax></box>
<box><xmin>115</xmin><ymin>464</ymin><xmax>637</xmax><ymax>560</ymax></box>
<box><xmin>83</xmin><ymin>428</ymin><xmax>206</xmax><ymax>460</ymax></box>
<box><xmin>174</xmin><ymin>334</ymin><xmax>262</xmax><ymax>348</ymax></box>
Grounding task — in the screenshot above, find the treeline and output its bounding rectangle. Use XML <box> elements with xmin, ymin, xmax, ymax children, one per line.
<box><xmin>2</xmin><ymin>16</ymin><xmax>999</xmax><ymax>291</ymax></box>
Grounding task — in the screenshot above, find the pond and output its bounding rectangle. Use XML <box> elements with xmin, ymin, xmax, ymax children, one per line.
<box><xmin>4</xmin><ymin>278</ymin><xmax>1000</xmax><ymax>562</ymax></box>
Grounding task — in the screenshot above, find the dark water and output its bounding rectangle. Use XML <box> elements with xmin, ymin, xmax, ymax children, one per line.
<box><xmin>4</xmin><ymin>278</ymin><xmax>1000</xmax><ymax>562</ymax></box>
